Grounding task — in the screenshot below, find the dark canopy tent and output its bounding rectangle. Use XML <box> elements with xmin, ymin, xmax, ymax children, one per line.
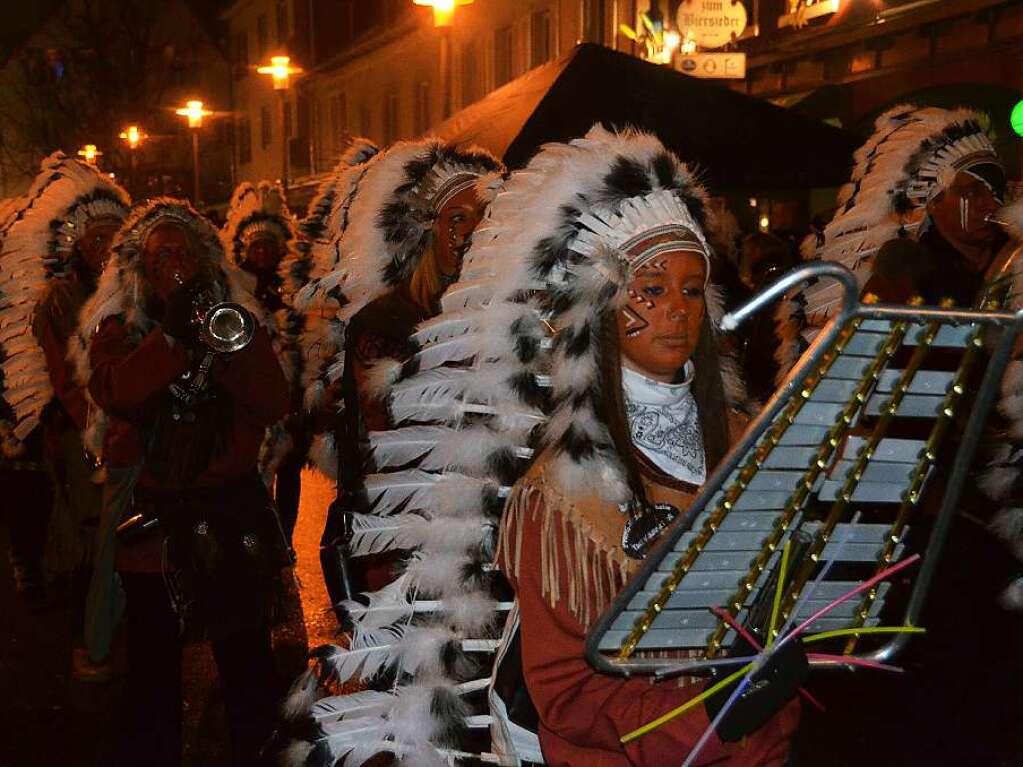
<box><xmin>434</xmin><ymin>44</ymin><xmax>859</xmax><ymax>191</ymax></box>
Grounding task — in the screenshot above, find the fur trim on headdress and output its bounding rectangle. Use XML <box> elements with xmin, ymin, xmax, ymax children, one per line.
<box><xmin>68</xmin><ymin>198</ymin><xmax>270</xmax><ymax>456</ymax></box>
<box><xmin>0</xmin><ymin>151</ymin><xmax>129</xmax><ymax>447</ymax></box>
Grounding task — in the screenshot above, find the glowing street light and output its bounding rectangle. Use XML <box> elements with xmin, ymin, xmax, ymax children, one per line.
<box><xmin>119</xmin><ymin>125</ymin><xmax>147</xmax><ymax>150</ymax></box>
<box><xmin>413</xmin><ymin>0</ymin><xmax>473</xmax><ymax>119</ymax></box>
<box><xmin>175</xmin><ymin>99</ymin><xmax>213</xmax><ymax>205</ymax></box>
<box><xmin>175</xmin><ymin>99</ymin><xmax>212</xmax><ymax>129</ymax></box>
<box><xmin>413</xmin><ymin>0</ymin><xmax>473</xmax><ymax>28</ymax></box>
<box><xmin>78</xmin><ymin>144</ymin><xmax>101</xmax><ymax>165</ymax></box>
<box><xmin>257</xmin><ymin>55</ymin><xmax>302</xmax><ymax>91</ymax></box>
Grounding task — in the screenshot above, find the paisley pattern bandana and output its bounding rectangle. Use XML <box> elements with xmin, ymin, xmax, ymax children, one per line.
<box><xmin>622</xmin><ymin>361</ymin><xmax>706</xmax><ymax>485</ymax></box>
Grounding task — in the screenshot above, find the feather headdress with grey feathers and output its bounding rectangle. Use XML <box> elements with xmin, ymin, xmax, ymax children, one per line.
<box><xmin>0</xmin><ymin>151</ymin><xmax>129</xmax><ymax>449</ymax></box>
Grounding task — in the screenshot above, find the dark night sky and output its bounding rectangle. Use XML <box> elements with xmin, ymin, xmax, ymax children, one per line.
<box><xmin>0</xmin><ymin>0</ymin><xmax>235</xmax><ymax>64</ymax></box>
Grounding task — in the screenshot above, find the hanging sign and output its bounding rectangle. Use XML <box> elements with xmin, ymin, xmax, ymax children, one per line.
<box><xmin>676</xmin><ymin>0</ymin><xmax>748</xmax><ymax>49</ymax></box>
<box><xmin>678</xmin><ymin>52</ymin><xmax>746</xmax><ymax>79</ymax></box>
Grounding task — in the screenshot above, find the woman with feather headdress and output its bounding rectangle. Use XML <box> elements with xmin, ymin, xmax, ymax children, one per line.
<box><xmin>487</xmin><ymin>128</ymin><xmax>797</xmax><ymax>766</ymax></box>
<box><xmin>296</xmin><ymin>138</ymin><xmax>504</xmax><ymax>611</ymax></box>
<box><xmin>0</xmin><ymin>152</ymin><xmax>128</xmax><ymax>637</ymax></box>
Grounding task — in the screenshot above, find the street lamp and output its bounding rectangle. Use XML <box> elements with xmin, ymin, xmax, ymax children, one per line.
<box><xmin>413</xmin><ymin>0</ymin><xmax>473</xmax><ymax>27</ymax></box>
<box><xmin>119</xmin><ymin>125</ymin><xmax>147</xmax><ymax>197</ymax></box>
<box><xmin>413</xmin><ymin>0</ymin><xmax>474</xmax><ymax>119</ymax></box>
<box><xmin>77</xmin><ymin>144</ymin><xmax>101</xmax><ymax>165</ymax></box>
<box><xmin>257</xmin><ymin>55</ymin><xmax>303</xmax><ymax>193</ymax></box>
<box><xmin>175</xmin><ymin>100</ymin><xmax>212</xmax><ymax>206</ymax></box>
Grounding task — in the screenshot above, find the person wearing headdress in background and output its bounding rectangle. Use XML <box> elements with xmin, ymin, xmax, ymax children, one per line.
<box><xmin>778</xmin><ymin>104</ymin><xmax>1023</xmax><ymax>765</ymax></box>
<box><xmin>70</xmin><ymin>198</ymin><xmax>290</xmax><ymax>767</ymax></box>
<box><xmin>0</xmin><ymin>153</ymin><xmax>129</xmax><ymax>656</ymax></box>
<box><xmin>222</xmin><ymin>180</ymin><xmax>305</xmax><ymax>540</ymax></box>
<box><xmin>297</xmin><ymin>139</ymin><xmax>503</xmax><ymax>610</ymax></box>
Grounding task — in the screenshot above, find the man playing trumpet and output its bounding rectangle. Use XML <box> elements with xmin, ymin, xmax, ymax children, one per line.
<box><xmin>71</xmin><ymin>198</ymin><xmax>290</xmax><ymax>767</ymax></box>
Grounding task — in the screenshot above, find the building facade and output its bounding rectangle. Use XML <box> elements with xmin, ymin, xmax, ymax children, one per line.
<box><xmin>225</xmin><ymin>0</ymin><xmax>1023</xmax><ymax>207</ymax></box>
<box><xmin>224</xmin><ymin>0</ymin><xmax>632</xmax><ymax>198</ymax></box>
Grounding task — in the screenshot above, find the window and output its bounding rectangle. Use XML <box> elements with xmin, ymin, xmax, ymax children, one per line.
<box><xmin>330</xmin><ymin>92</ymin><xmax>349</xmax><ymax>137</ymax></box>
<box><xmin>494</xmin><ymin>26</ymin><xmax>513</xmax><ymax>88</ymax></box>
<box><xmin>256</xmin><ymin>14</ymin><xmax>269</xmax><ymax>57</ymax></box>
<box><xmin>261</xmin><ymin>104</ymin><xmax>272</xmax><ymax>148</ymax></box>
<box><xmin>460</xmin><ymin>40</ymin><xmax>480</xmax><ymax>107</ymax></box>
<box><xmin>276</xmin><ymin>1</ymin><xmax>289</xmax><ymax>44</ymax></box>
<box><xmin>233</xmin><ymin>31</ymin><xmax>249</xmax><ymax>79</ymax></box>
<box><xmin>383</xmin><ymin>92</ymin><xmax>399</xmax><ymax>144</ymax></box>
<box><xmin>414</xmin><ymin>81</ymin><xmax>430</xmax><ymax>136</ymax></box>
<box><xmin>237</xmin><ymin>117</ymin><xmax>252</xmax><ymax>164</ymax></box>
<box><xmin>529</xmin><ymin>10</ymin><xmax>551</xmax><ymax>68</ymax></box>
<box><xmin>359</xmin><ymin>103</ymin><xmax>372</xmax><ymax>138</ymax></box>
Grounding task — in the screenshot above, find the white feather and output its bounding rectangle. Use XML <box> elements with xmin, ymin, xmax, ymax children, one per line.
<box><xmin>349</xmin><ymin>512</ymin><xmax>431</xmax><ymax>556</ymax></box>
<box><xmin>367</xmin><ymin>426</ymin><xmax>448</xmax><ymax>469</ymax></box>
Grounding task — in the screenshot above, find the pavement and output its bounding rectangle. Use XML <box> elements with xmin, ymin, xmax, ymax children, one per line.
<box><xmin>0</xmin><ymin>469</ymin><xmax>336</xmax><ymax>767</ymax></box>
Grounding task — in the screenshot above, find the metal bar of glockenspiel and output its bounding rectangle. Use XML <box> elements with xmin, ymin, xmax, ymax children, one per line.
<box><xmin>865</xmin><ymin>304</ymin><xmax>1023</xmax><ymax>665</ymax></box>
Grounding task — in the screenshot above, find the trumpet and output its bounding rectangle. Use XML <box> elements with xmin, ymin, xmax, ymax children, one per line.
<box><xmin>191</xmin><ymin>289</ymin><xmax>255</xmax><ymax>353</ymax></box>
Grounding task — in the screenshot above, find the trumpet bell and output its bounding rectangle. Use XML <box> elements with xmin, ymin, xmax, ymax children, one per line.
<box><xmin>200</xmin><ymin>302</ymin><xmax>255</xmax><ymax>353</ymax></box>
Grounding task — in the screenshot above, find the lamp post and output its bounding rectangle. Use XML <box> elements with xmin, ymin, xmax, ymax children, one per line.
<box><xmin>77</xmin><ymin>144</ymin><xmax>101</xmax><ymax>166</ymax></box>
<box><xmin>175</xmin><ymin>100</ymin><xmax>212</xmax><ymax>206</ymax></box>
<box><xmin>257</xmin><ymin>55</ymin><xmax>302</xmax><ymax>193</ymax></box>
<box><xmin>119</xmin><ymin>125</ymin><xmax>147</xmax><ymax>198</ymax></box>
<box><xmin>413</xmin><ymin>0</ymin><xmax>474</xmax><ymax>120</ymax></box>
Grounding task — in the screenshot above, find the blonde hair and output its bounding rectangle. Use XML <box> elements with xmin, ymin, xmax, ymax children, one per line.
<box><xmin>406</xmin><ymin>237</ymin><xmax>447</xmax><ymax>315</ymax></box>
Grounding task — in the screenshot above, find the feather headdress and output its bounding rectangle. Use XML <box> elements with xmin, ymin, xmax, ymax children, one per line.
<box><xmin>296</xmin><ymin>140</ymin><xmax>379</xmax><ymax>418</ymax></box>
<box><xmin>68</xmin><ymin>198</ymin><xmax>269</xmax><ymax>455</ymax></box>
<box><xmin>299</xmin><ymin>138</ymin><xmax>504</xmax><ymax>476</ymax></box>
<box><xmin>300</xmin><ymin>137</ymin><xmax>380</xmax><ymax>283</ymax></box>
<box><xmin>487</xmin><ymin>125</ymin><xmax>742</xmax><ymax>505</ymax></box>
<box><xmin>0</xmin><ymin>151</ymin><xmax>129</xmax><ymax>448</ymax></box>
<box><xmin>800</xmin><ymin>105</ymin><xmax>999</xmax><ymax>325</ymax></box>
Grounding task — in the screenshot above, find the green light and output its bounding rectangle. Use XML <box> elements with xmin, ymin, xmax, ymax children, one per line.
<box><xmin>1011</xmin><ymin>100</ymin><xmax>1023</xmax><ymax>138</ymax></box>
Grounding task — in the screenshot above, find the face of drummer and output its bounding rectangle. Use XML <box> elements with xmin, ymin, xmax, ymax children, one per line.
<box><xmin>142</xmin><ymin>222</ymin><xmax>201</xmax><ymax>301</ymax></box>
<box><xmin>432</xmin><ymin>185</ymin><xmax>485</xmax><ymax>277</ymax></box>
<box><xmin>617</xmin><ymin>248</ymin><xmax>707</xmax><ymax>384</ymax></box>
<box><xmin>927</xmin><ymin>169</ymin><xmax>1003</xmax><ymax>260</ymax></box>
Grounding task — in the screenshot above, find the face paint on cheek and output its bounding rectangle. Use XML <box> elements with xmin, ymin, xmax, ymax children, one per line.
<box><xmin>960</xmin><ymin>197</ymin><xmax>969</xmax><ymax>233</ymax></box>
<box><xmin>622</xmin><ymin>299</ymin><xmax>651</xmax><ymax>338</ymax></box>
<box><xmin>622</xmin><ymin>259</ymin><xmax>672</xmax><ymax>336</ymax></box>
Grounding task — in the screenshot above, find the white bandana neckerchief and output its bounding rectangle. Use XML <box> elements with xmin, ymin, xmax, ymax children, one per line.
<box><xmin>622</xmin><ymin>360</ymin><xmax>706</xmax><ymax>485</ymax></box>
